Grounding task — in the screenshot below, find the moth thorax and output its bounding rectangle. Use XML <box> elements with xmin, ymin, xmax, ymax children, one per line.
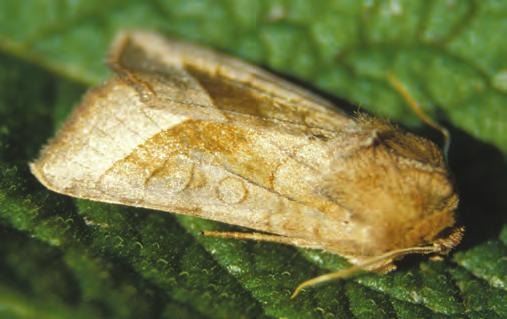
<box><xmin>325</xmin><ymin>124</ymin><xmax>458</xmax><ymax>255</ymax></box>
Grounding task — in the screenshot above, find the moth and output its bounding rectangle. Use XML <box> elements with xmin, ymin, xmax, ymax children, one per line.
<box><xmin>30</xmin><ymin>31</ymin><xmax>463</xmax><ymax>297</ymax></box>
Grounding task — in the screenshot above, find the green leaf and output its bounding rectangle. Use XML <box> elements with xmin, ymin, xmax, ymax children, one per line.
<box><xmin>1</xmin><ymin>1</ymin><xmax>506</xmax><ymax>318</ymax></box>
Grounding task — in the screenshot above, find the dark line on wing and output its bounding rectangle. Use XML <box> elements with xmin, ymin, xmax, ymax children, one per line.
<box><xmin>140</xmin><ymin>107</ymin><xmax>164</xmax><ymax>131</ymax></box>
<box><xmin>155</xmin><ymin>94</ymin><xmax>338</xmax><ymax>136</ymax></box>
<box><xmin>268</xmin><ymin>140</ymin><xmax>322</xmax><ymax>173</ymax></box>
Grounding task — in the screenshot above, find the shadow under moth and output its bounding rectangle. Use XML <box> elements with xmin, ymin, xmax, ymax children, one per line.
<box><xmin>30</xmin><ymin>31</ymin><xmax>463</xmax><ymax>297</ymax></box>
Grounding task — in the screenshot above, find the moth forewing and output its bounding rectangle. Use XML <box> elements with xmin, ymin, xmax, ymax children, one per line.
<box><xmin>30</xmin><ymin>30</ymin><xmax>462</xmax><ymax>297</ymax></box>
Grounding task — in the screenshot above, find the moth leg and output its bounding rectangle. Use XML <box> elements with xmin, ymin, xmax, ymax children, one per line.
<box><xmin>202</xmin><ymin>231</ymin><xmax>323</xmax><ymax>250</ymax></box>
<box><xmin>291</xmin><ymin>244</ymin><xmax>439</xmax><ymax>298</ymax></box>
<box><xmin>387</xmin><ymin>73</ymin><xmax>450</xmax><ymax>159</ymax></box>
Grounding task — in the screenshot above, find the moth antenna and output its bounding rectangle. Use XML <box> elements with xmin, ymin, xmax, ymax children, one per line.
<box><xmin>202</xmin><ymin>231</ymin><xmax>322</xmax><ymax>249</ymax></box>
<box><xmin>202</xmin><ymin>230</ymin><xmax>291</xmax><ymax>243</ymax></box>
<box><xmin>387</xmin><ymin>73</ymin><xmax>450</xmax><ymax>162</ymax></box>
<box><xmin>290</xmin><ymin>244</ymin><xmax>438</xmax><ymax>299</ymax></box>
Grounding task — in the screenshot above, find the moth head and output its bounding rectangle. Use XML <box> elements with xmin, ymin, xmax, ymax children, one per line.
<box><xmin>324</xmin><ymin>115</ymin><xmax>461</xmax><ymax>255</ymax></box>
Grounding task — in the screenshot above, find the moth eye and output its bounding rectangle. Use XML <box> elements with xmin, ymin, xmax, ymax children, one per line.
<box><xmin>216</xmin><ymin>177</ymin><xmax>247</xmax><ymax>204</ymax></box>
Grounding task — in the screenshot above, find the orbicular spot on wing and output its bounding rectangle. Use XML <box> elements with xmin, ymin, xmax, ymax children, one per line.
<box><xmin>216</xmin><ymin>176</ymin><xmax>247</xmax><ymax>204</ymax></box>
<box><xmin>144</xmin><ymin>154</ymin><xmax>195</xmax><ymax>194</ymax></box>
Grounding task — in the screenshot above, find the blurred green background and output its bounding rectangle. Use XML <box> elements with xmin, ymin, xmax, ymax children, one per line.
<box><xmin>0</xmin><ymin>1</ymin><xmax>506</xmax><ymax>318</ymax></box>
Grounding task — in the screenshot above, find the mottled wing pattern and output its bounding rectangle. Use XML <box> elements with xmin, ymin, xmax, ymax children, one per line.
<box><xmin>96</xmin><ymin>118</ymin><xmax>349</xmax><ymax>246</ymax></box>
<box><xmin>30</xmin><ymin>31</ymin><xmax>357</xmax><ymax>250</ymax></box>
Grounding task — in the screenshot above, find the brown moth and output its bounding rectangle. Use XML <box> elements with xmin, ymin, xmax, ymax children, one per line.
<box><xmin>30</xmin><ymin>31</ymin><xmax>463</xmax><ymax>297</ymax></box>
